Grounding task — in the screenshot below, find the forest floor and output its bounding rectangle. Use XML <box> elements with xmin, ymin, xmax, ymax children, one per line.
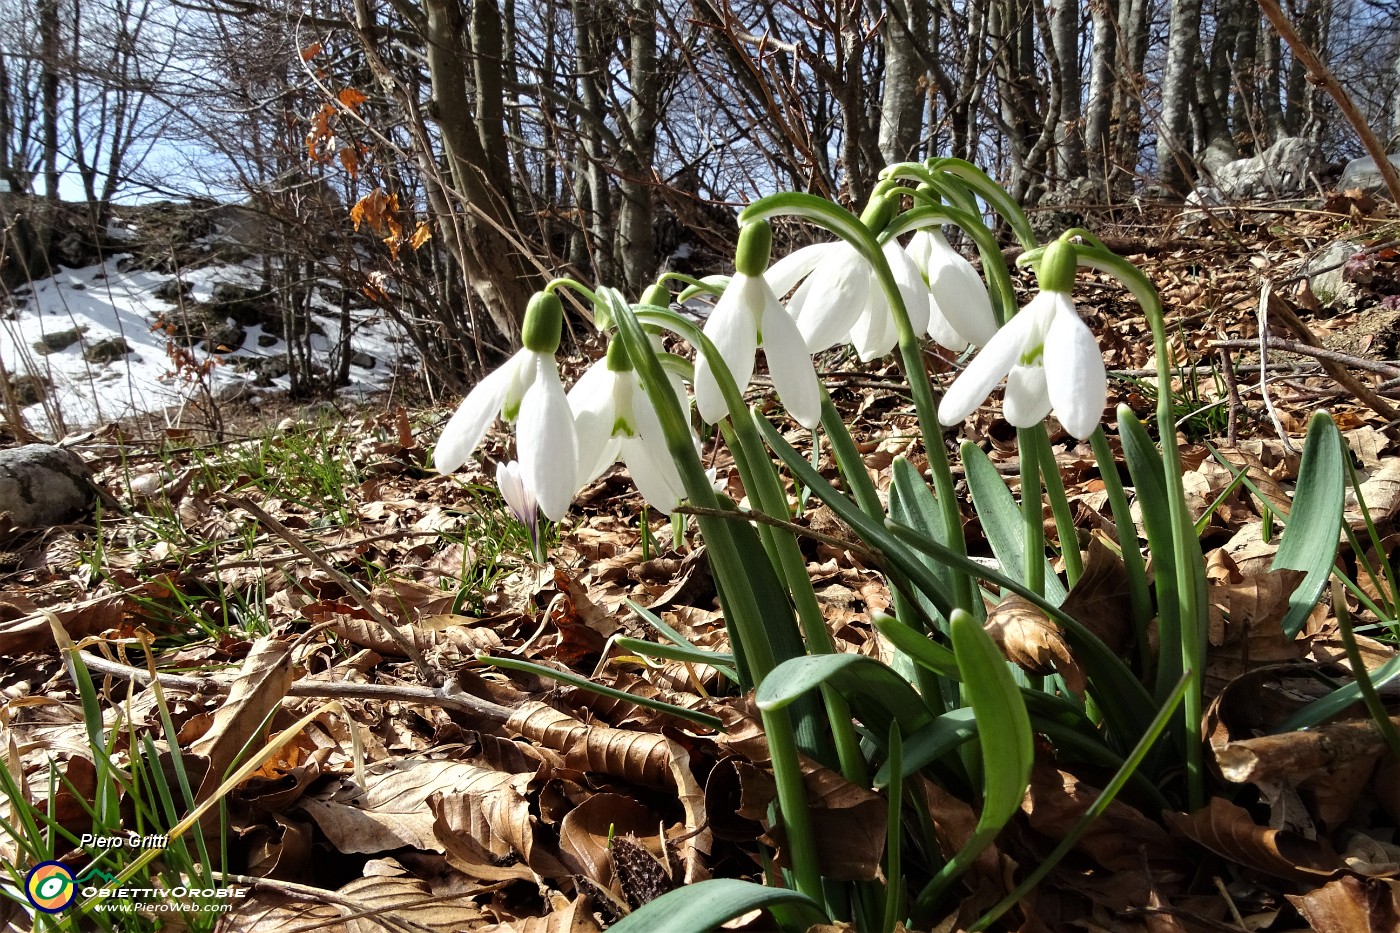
<box><xmin>2</xmin><ymin>192</ymin><xmax>1400</xmax><ymax>932</ymax></box>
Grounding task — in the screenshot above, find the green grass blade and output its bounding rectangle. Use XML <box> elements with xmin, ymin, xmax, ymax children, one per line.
<box><xmin>914</xmin><ymin>610</ymin><xmax>1033</xmax><ymax>914</ymax></box>
<box><xmin>607</xmin><ymin>878</ymin><xmax>824</xmax><ymax>932</ymax></box>
<box><xmin>1272</xmin><ymin>411</ymin><xmax>1345</xmax><ymax>638</ymax></box>
<box><xmin>614</xmin><ymin>635</ymin><xmax>738</xmax><ymax>682</ymax></box>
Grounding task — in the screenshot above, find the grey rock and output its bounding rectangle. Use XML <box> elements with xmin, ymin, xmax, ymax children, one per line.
<box><xmin>1304</xmin><ymin>241</ymin><xmax>1362</xmax><ymax>306</ymax></box>
<box><xmin>83</xmin><ymin>337</ymin><xmax>132</xmax><ymax>363</ymax></box>
<box><xmin>153</xmin><ymin>278</ymin><xmax>192</xmax><ymax>302</ymax></box>
<box><xmin>0</xmin><ymin>445</ymin><xmax>95</xmax><ymax>527</ymax></box>
<box><xmin>350</xmin><ymin>351</ymin><xmax>376</xmax><ymax>369</ymax></box>
<box><xmin>33</xmin><ymin>325</ymin><xmax>86</xmax><ymax>354</ymax></box>
<box><xmin>1338</xmin><ymin>155</ymin><xmax>1400</xmax><ymax>196</ymax></box>
<box><xmin>1213</xmin><ymin>137</ymin><xmax>1318</xmax><ymax>198</ymax></box>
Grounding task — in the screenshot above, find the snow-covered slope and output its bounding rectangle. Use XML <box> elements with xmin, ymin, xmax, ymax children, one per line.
<box><xmin>0</xmin><ymin>251</ymin><xmax>407</xmax><ymax>432</ymax></box>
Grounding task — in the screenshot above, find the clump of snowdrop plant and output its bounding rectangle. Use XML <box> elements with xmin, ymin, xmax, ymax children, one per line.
<box><xmin>435</xmin><ymin>162</ymin><xmax>1352</xmax><ymax>933</ymax></box>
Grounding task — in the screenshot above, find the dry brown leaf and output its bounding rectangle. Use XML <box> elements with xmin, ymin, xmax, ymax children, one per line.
<box><xmin>1164</xmin><ymin>797</ymin><xmax>1342</xmax><ymax>882</ymax></box>
<box><xmin>191</xmin><ymin>637</ymin><xmax>294</xmax><ymax>801</ymax></box>
<box><xmin>558</xmin><ymin>793</ymin><xmax>662</xmax><ymax>889</ymax></box>
<box><xmin>507</xmin><ymin>702</ymin><xmax>672</xmax><ymax>787</ymax></box>
<box><xmin>1286</xmin><ymin>874</ymin><xmax>1400</xmax><ymax>933</ymax></box>
<box><xmin>1057</xmin><ymin>535</ymin><xmax>1136</xmax><ymax>656</ymax></box>
<box><xmin>1021</xmin><ymin>765</ymin><xmax>1175</xmax><ymax>871</ymax></box>
<box><xmin>984</xmin><ymin>594</ymin><xmax>1085</xmax><ymax>695</ymax></box>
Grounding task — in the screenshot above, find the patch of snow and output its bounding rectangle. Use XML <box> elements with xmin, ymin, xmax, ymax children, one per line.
<box><xmin>0</xmin><ymin>255</ymin><xmax>408</xmax><ymax>433</ymax></box>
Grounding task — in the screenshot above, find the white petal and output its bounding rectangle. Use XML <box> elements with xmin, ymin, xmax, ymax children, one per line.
<box><xmin>928</xmin><ymin>235</ymin><xmax>999</xmax><ymax>346</ymax></box>
<box><xmin>621</xmin><ymin>435</ymin><xmax>685</xmax><ymax>512</ymax></box>
<box><xmin>434</xmin><ymin>353</ymin><xmax>521</xmax><ymax>474</ymax></box>
<box><xmin>567</xmin><ymin>359</ymin><xmax>618</xmax><ymax>486</ymax></box>
<box><xmin>794</xmin><ymin>245</ymin><xmax>871</xmax><ymax>352</ymax></box>
<box><xmin>694</xmin><ymin>276</ymin><xmax>759</xmax><ymax>424</ymax></box>
<box><xmin>926</xmin><ymin>303</ymin><xmax>970</xmax><ymax>353</ymax></box>
<box><xmin>885</xmin><ymin>242</ymin><xmax>931</xmax><ymax>338</ymax></box>
<box><xmin>761</xmin><ymin>294</ymin><xmax>821</xmax><ymax>428</ymax></box>
<box><xmin>937</xmin><ymin>308</ymin><xmax>1037</xmax><ymax>426</ymax></box>
<box><xmin>517</xmin><ymin>355</ymin><xmax>579</xmax><ymax>521</ymax></box>
<box><xmin>766</xmin><ymin>242</ymin><xmax>832</xmax><ymax>296</ymax></box>
<box><xmin>905</xmin><ymin>230</ymin><xmax>934</xmax><ymax>277</ymax></box>
<box><xmin>1044</xmin><ymin>301</ymin><xmax>1107</xmax><ymax>439</ymax></box>
<box><xmin>1003</xmin><ymin>363</ymin><xmax>1053</xmax><ymax>427</ymax></box>
<box><xmin>495</xmin><ymin>460</ymin><xmax>534</xmax><ymax>521</ymax></box>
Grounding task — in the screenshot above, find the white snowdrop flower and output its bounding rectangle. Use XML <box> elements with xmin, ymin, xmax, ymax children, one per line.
<box><xmin>937</xmin><ymin>241</ymin><xmax>1106</xmax><ymax>439</ymax></box>
<box><xmin>569</xmin><ymin>338</ymin><xmax>686</xmax><ymax>513</ymax></box>
<box><xmin>435</xmin><ymin>291</ymin><xmax>580</xmax><ymax>520</ymax></box>
<box><xmin>906</xmin><ymin>228</ymin><xmax>999</xmax><ymax>349</ymax></box>
<box><xmin>844</xmin><ymin>241</ymin><xmax>931</xmax><ymax>362</ymax></box>
<box><xmin>693</xmin><ymin>221</ymin><xmax>821</xmax><ymax>429</ymax></box>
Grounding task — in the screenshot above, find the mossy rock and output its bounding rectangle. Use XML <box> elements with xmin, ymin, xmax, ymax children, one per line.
<box><xmin>83</xmin><ymin>336</ymin><xmax>132</xmax><ymax>363</ymax></box>
<box><xmin>210</xmin><ymin>281</ymin><xmax>274</xmax><ymax>327</ymax></box>
<box><xmin>202</xmin><ymin>320</ymin><xmax>247</xmax><ymax>353</ymax></box>
<box><xmin>33</xmin><ymin>326</ymin><xmax>87</xmax><ymax>354</ymax></box>
<box><xmin>8</xmin><ymin>374</ymin><xmax>49</xmax><ymax>404</ymax></box>
<box><xmin>154</xmin><ymin>278</ymin><xmax>192</xmax><ymax>302</ymax></box>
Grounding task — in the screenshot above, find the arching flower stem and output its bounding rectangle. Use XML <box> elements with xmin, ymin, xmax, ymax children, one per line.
<box><xmin>741</xmin><ymin>193</ymin><xmax>979</xmax><ymax>618</ymax></box>
<box><xmin>1027</xmin><ymin>238</ymin><xmax>1209</xmax><ymax>811</ymax></box>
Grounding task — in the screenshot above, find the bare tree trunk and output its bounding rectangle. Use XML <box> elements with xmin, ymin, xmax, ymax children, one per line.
<box><xmin>1113</xmin><ymin>0</ymin><xmax>1150</xmax><ymax>191</ymax></box>
<box><xmin>878</xmin><ymin>0</ymin><xmax>929</xmax><ymax>163</ymax></box>
<box><xmin>614</xmin><ymin>0</ymin><xmax>660</xmax><ymax>294</ymax></box>
<box><xmin>421</xmin><ymin>0</ymin><xmax>535</xmax><ymax>344</ymax></box>
<box><xmin>1391</xmin><ymin>40</ymin><xmax>1400</xmax><ymax>152</ymax></box>
<box><xmin>1261</xmin><ymin>28</ymin><xmax>1286</xmax><ymax>141</ymax></box>
<box><xmin>1048</xmin><ymin>0</ymin><xmax>1084</xmax><ymax>182</ymax></box>
<box><xmin>1157</xmin><ymin>0</ymin><xmax>1202</xmax><ymax>192</ymax></box>
<box><xmin>1084</xmin><ymin>0</ymin><xmax>1116</xmax><ymax>188</ymax></box>
<box><xmin>38</xmin><ymin>0</ymin><xmax>60</xmax><ymax>201</ymax></box>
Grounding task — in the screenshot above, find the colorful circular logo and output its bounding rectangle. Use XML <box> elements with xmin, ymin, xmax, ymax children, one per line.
<box><xmin>25</xmin><ymin>862</ymin><xmax>76</xmax><ymax>913</ymax></box>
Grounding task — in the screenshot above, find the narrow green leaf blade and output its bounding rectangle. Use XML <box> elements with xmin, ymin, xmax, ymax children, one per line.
<box><xmin>1273</xmin><ymin>411</ymin><xmax>1345</xmax><ymax>638</ymax></box>
<box><xmin>607</xmin><ymin>879</ymin><xmax>823</xmax><ymax>933</ymax></box>
<box><xmin>756</xmin><ymin>654</ymin><xmax>934</xmax><ymax>738</ymax></box>
<box><xmin>962</xmin><ymin>442</ymin><xmax>1066</xmax><ymax>605</ymax></box>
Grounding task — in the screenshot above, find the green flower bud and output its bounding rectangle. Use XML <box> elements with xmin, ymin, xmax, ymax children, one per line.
<box><xmin>521</xmin><ymin>291</ymin><xmax>564</xmax><ymax>353</ymax></box>
<box><xmin>640</xmin><ymin>283</ymin><xmax>671</xmax><ymax>307</ymax></box>
<box><xmin>734</xmin><ymin>221</ymin><xmax>773</xmax><ymax>277</ymax></box>
<box><xmin>605</xmin><ymin>336</ymin><xmax>632</xmax><ymax>372</ymax></box>
<box><xmin>1036</xmin><ymin>239</ymin><xmax>1078</xmax><ymax>294</ymax></box>
<box><xmin>859</xmin><ymin>194</ymin><xmax>895</xmax><ymax>232</ymax></box>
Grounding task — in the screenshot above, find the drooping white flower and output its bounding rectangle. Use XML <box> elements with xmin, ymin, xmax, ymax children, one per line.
<box><xmin>767</xmin><ymin>238</ymin><xmax>931</xmax><ymax>362</ymax></box>
<box><xmin>937</xmin><ymin>288</ymin><xmax>1106</xmax><ymax>439</ymax></box>
<box><xmin>937</xmin><ymin>241</ymin><xmax>1105</xmax><ymax>438</ymax></box>
<box><xmin>569</xmin><ymin>341</ymin><xmax>687</xmax><ymax>512</ymax></box>
<box><xmin>435</xmin><ymin>292</ymin><xmax>580</xmax><ymax>521</ymax></box>
<box><xmin>845</xmin><ymin>241</ymin><xmax>931</xmax><ymax>362</ymax></box>
<box><xmin>906</xmin><ymin>228</ymin><xmax>999</xmax><ymax>350</ymax></box>
<box><xmin>693</xmin><ymin>221</ymin><xmax>821</xmax><ymax>429</ymax></box>
<box><xmin>766</xmin><ymin>241</ymin><xmax>871</xmax><ymax>352</ymax></box>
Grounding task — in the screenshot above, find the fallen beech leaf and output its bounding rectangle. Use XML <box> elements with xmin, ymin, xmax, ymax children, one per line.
<box><xmin>1057</xmin><ymin>536</ymin><xmax>1135</xmax><ymax>655</ymax></box>
<box><xmin>507</xmin><ymin>702</ymin><xmax>671</xmax><ymax>787</ymax></box>
<box><xmin>1021</xmin><ymin>765</ymin><xmax>1174</xmax><ymax>870</ymax></box>
<box><xmin>1164</xmin><ymin>797</ymin><xmax>1342</xmax><ymax>882</ymax></box>
<box><xmin>984</xmin><ymin>594</ymin><xmax>1085</xmax><ymax>695</ymax></box>
<box><xmin>558</xmin><ymin>793</ymin><xmax>661</xmax><ymax>889</ymax></box>
<box><xmin>191</xmin><ymin>637</ymin><xmax>294</xmax><ymax>800</ymax></box>
<box><xmin>1286</xmin><ymin>874</ymin><xmax>1400</xmax><ymax>933</ymax></box>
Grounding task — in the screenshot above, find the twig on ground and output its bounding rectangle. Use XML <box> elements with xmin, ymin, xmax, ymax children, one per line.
<box><xmin>1218</xmin><ymin>346</ymin><xmax>1241</xmax><ymax>446</ymax></box>
<box><xmin>74</xmin><ymin>650</ymin><xmax>510</xmax><ymax>727</ymax></box>
<box><xmin>1210</xmin><ymin>337</ymin><xmax>1400</xmax><ymax>377</ymax></box>
<box><xmin>1256</xmin><ymin>281</ymin><xmax>1299</xmax><ymax>454</ymax></box>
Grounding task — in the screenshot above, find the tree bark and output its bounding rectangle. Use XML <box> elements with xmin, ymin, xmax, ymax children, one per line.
<box><xmin>1048</xmin><ymin>0</ymin><xmax>1084</xmax><ymax>182</ymax></box>
<box><xmin>1157</xmin><ymin>0</ymin><xmax>1202</xmax><ymax>192</ymax></box>
<box><xmin>1083</xmin><ymin>0</ymin><xmax>1116</xmax><ymax>187</ymax></box>
<box><xmin>877</xmin><ymin>0</ymin><xmax>929</xmax><ymax>164</ymax></box>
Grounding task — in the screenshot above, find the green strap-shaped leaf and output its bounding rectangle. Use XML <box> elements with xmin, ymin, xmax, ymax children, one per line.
<box><xmin>607</xmin><ymin>878</ymin><xmax>824</xmax><ymax>933</ymax></box>
<box><xmin>1273</xmin><ymin>411</ymin><xmax>1345</xmax><ymax>638</ymax></box>
<box><xmin>962</xmin><ymin>442</ymin><xmax>1067</xmax><ymax>605</ymax></box>
<box><xmin>915</xmin><ymin>610</ymin><xmax>1034</xmax><ymax>912</ymax></box>
<box><xmin>483</xmin><ymin>656</ymin><xmax>723</xmax><ymax>730</ymax></box>
<box><xmin>888</xmin><ymin>458</ymin><xmax>956</xmax><ymax>609</ymax></box>
<box><xmin>756</xmin><ymin>654</ymin><xmax>934</xmax><ymax>739</ymax></box>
